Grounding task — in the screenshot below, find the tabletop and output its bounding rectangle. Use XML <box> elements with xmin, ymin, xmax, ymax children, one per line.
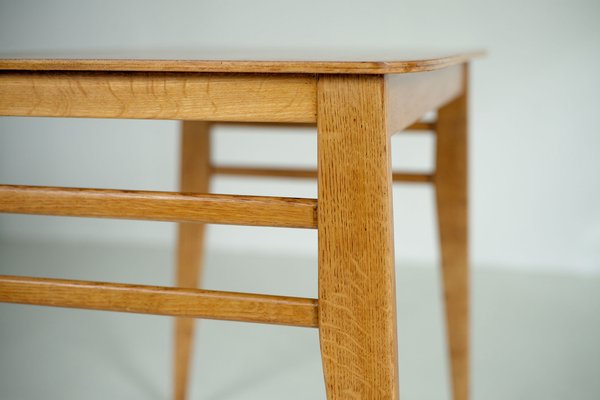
<box><xmin>0</xmin><ymin>49</ymin><xmax>483</xmax><ymax>74</ymax></box>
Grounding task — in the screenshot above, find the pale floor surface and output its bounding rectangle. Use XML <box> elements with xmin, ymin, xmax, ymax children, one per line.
<box><xmin>0</xmin><ymin>240</ymin><xmax>599</xmax><ymax>400</ymax></box>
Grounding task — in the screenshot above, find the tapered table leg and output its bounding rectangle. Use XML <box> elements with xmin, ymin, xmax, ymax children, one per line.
<box><xmin>173</xmin><ymin>121</ymin><xmax>211</xmax><ymax>400</ymax></box>
<box><xmin>317</xmin><ymin>75</ymin><xmax>399</xmax><ymax>399</ymax></box>
<box><xmin>436</xmin><ymin>64</ymin><xmax>470</xmax><ymax>400</ymax></box>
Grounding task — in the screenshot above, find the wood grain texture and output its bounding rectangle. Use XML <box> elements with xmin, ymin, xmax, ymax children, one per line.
<box><xmin>317</xmin><ymin>75</ymin><xmax>399</xmax><ymax>399</ymax></box>
<box><xmin>392</xmin><ymin>172</ymin><xmax>434</xmax><ymax>183</ymax></box>
<box><xmin>213</xmin><ymin>166</ymin><xmax>318</xmax><ymax>179</ymax></box>
<box><xmin>405</xmin><ymin>121</ymin><xmax>437</xmax><ymax>132</ymax></box>
<box><xmin>386</xmin><ymin>65</ymin><xmax>463</xmax><ymax>134</ymax></box>
<box><xmin>213</xmin><ymin>165</ymin><xmax>433</xmax><ymax>183</ymax></box>
<box><xmin>0</xmin><ymin>275</ymin><xmax>319</xmax><ymax>327</ymax></box>
<box><xmin>174</xmin><ymin>121</ymin><xmax>211</xmax><ymax>400</ymax></box>
<box><xmin>0</xmin><ymin>71</ymin><xmax>316</xmax><ymax>122</ymax></box>
<box><xmin>0</xmin><ymin>185</ymin><xmax>317</xmax><ymax>229</ymax></box>
<box><xmin>0</xmin><ymin>50</ymin><xmax>484</xmax><ymax>74</ymax></box>
<box><xmin>435</xmin><ymin>64</ymin><xmax>470</xmax><ymax>400</ymax></box>
<box><xmin>214</xmin><ymin>120</ymin><xmax>435</xmax><ymax>131</ymax></box>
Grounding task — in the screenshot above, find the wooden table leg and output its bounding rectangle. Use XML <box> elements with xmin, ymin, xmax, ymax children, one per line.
<box><xmin>435</xmin><ymin>64</ymin><xmax>470</xmax><ymax>400</ymax></box>
<box><xmin>174</xmin><ymin>121</ymin><xmax>211</xmax><ymax>400</ymax></box>
<box><xmin>317</xmin><ymin>75</ymin><xmax>399</xmax><ymax>399</ymax></box>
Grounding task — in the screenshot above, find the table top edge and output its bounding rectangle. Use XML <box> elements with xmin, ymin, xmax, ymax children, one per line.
<box><xmin>0</xmin><ymin>50</ymin><xmax>485</xmax><ymax>74</ymax></box>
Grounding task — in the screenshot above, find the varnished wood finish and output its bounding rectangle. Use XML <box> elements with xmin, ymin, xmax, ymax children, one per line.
<box><xmin>213</xmin><ymin>166</ymin><xmax>318</xmax><ymax>179</ymax></box>
<box><xmin>393</xmin><ymin>172</ymin><xmax>434</xmax><ymax>183</ymax></box>
<box><xmin>0</xmin><ymin>51</ymin><xmax>481</xmax><ymax>399</ymax></box>
<box><xmin>435</xmin><ymin>64</ymin><xmax>470</xmax><ymax>400</ymax></box>
<box><xmin>174</xmin><ymin>121</ymin><xmax>211</xmax><ymax>400</ymax></box>
<box><xmin>213</xmin><ymin>165</ymin><xmax>433</xmax><ymax>183</ymax></box>
<box><xmin>215</xmin><ymin>120</ymin><xmax>435</xmax><ymax>131</ymax></box>
<box><xmin>405</xmin><ymin>121</ymin><xmax>437</xmax><ymax>131</ymax></box>
<box><xmin>387</xmin><ymin>65</ymin><xmax>463</xmax><ymax>134</ymax></box>
<box><xmin>0</xmin><ymin>185</ymin><xmax>318</xmax><ymax>229</ymax></box>
<box><xmin>0</xmin><ymin>275</ymin><xmax>319</xmax><ymax>327</ymax></box>
<box><xmin>0</xmin><ymin>50</ymin><xmax>484</xmax><ymax>74</ymax></box>
<box><xmin>0</xmin><ymin>72</ymin><xmax>317</xmax><ymax>122</ymax></box>
<box><xmin>317</xmin><ymin>75</ymin><xmax>399</xmax><ymax>399</ymax></box>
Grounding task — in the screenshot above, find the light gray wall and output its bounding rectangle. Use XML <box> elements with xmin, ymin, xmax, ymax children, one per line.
<box><xmin>1</xmin><ymin>0</ymin><xmax>599</xmax><ymax>274</ymax></box>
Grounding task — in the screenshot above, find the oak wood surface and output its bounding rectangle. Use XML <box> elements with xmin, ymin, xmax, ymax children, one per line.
<box><xmin>0</xmin><ymin>51</ymin><xmax>478</xmax><ymax>399</ymax></box>
<box><xmin>386</xmin><ymin>64</ymin><xmax>463</xmax><ymax>134</ymax></box>
<box><xmin>0</xmin><ymin>275</ymin><xmax>319</xmax><ymax>327</ymax></box>
<box><xmin>317</xmin><ymin>75</ymin><xmax>399</xmax><ymax>399</ymax></box>
<box><xmin>435</xmin><ymin>64</ymin><xmax>470</xmax><ymax>400</ymax></box>
<box><xmin>213</xmin><ymin>165</ymin><xmax>433</xmax><ymax>183</ymax></box>
<box><xmin>174</xmin><ymin>121</ymin><xmax>211</xmax><ymax>400</ymax></box>
<box><xmin>0</xmin><ymin>71</ymin><xmax>316</xmax><ymax>122</ymax></box>
<box><xmin>0</xmin><ymin>50</ymin><xmax>483</xmax><ymax>74</ymax></box>
<box><xmin>213</xmin><ymin>121</ymin><xmax>436</xmax><ymax>131</ymax></box>
<box><xmin>405</xmin><ymin>121</ymin><xmax>437</xmax><ymax>132</ymax></box>
<box><xmin>0</xmin><ymin>185</ymin><xmax>318</xmax><ymax>229</ymax></box>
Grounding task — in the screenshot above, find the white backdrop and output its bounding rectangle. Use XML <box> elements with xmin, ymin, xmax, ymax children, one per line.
<box><xmin>1</xmin><ymin>0</ymin><xmax>599</xmax><ymax>274</ymax></box>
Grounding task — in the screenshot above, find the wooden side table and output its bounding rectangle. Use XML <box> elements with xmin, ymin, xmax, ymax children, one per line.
<box><xmin>0</xmin><ymin>50</ymin><xmax>481</xmax><ymax>400</ymax></box>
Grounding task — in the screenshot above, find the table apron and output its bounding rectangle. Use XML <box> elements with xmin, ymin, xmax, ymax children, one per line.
<box><xmin>0</xmin><ymin>71</ymin><xmax>318</xmax><ymax>122</ymax></box>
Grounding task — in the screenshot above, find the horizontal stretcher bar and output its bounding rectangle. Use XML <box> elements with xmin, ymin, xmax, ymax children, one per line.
<box><xmin>0</xmin><ymin>185</ymin><xmax>317</xmax><ymax>229</ymax></box>
<box><xmin>404</xmin><ymin>121</ymin><xmax>437</xmax><ymax>131</ymax></box>
<box><xmin>0</xmin><ymin>275</ymin><xmax>319</xmax><ymax>328</ymax></box>
<box><xmin>214</xmin><ymin>121</ymin><xmax>437</xmax><ymax>132</ymax></box>
<box><xmin>212</xmin><ymin>166</ymin><xmax>435</xmax><ymax>183</ymax></box>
